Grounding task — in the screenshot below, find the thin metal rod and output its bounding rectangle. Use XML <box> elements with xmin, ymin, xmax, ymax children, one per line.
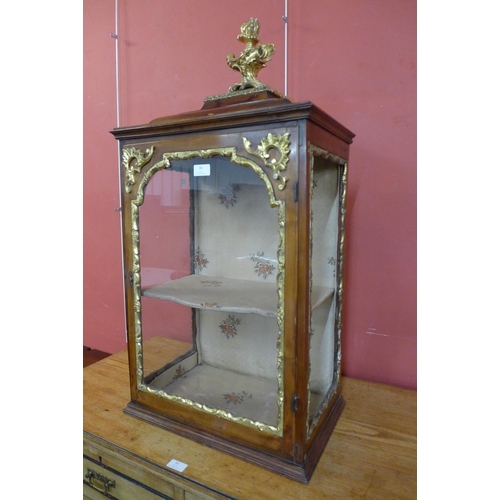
<box><xmin>112</xmin><ymin>0</ymin><xmax>127</xmax><ymax>342</ymax></box>
<box><xmin>283</xmin><ymin>0</ymin><xmax>288</xmax><ymax>96</ymax></box>
<box><xmin>114</xmin><ymin>0</ymin><xmax>120</xmax><ymax>128</ymax></box>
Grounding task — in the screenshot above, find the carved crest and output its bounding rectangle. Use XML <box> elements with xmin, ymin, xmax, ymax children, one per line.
<box><xmin>122</xmin><ymin>147</ymin><xmax>155</xmax><ymax>193</ymax></box>
<box><xmin>243</xmin><ymin>133</ymin><xmax>291</xmax><ymax>190</ymax></box>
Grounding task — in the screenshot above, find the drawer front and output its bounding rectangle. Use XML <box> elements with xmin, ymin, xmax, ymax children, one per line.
<box><xmin>84</xmin><ymin>433</ymin><xmax>234</xmax><ymax>500</ymax></box>
<box><xmin>84</xmin><ymin>456</ymin><xmax>173</xmax><ymax>499</ymax></box>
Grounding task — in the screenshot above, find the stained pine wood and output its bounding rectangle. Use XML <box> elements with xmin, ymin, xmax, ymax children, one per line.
<box><xmin>84</xmin><ymin>343</ymin><xmax>416</xmax><ymax>499</ymax></box>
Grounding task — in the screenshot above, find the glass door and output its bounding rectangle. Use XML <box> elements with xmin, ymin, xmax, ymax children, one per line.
<box><xmin>134</xmin><ymin>152</ymin><xmax>284</xmax><ymax>432</ymax></box>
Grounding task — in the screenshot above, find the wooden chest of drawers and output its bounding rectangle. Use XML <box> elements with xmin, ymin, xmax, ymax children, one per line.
<box><xmin>84</xmin><ymin>432</ymin><xmax>231</xmax><ymax>500</ymax></box>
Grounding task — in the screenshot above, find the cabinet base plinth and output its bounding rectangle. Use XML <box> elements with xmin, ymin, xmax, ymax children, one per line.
<box><xmin>123</xmin><ymin>395</ymin><xmax>345</xmax><ymax>484</ymax></box>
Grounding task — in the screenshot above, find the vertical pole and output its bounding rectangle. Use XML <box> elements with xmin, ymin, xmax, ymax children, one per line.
<box><xmin>283</xmin><ymin>0</ymin><xmax>288</xmax><ymax>96</ymax></box>
<box><xmin>111</xmin><ymin>0</ymin><xmax>127</xmax><ymax>342</ymax></box>
<box><xmin>114</xmin><ymin>0</ymin><xmax>120</xmax><ymax>129</ymax></box>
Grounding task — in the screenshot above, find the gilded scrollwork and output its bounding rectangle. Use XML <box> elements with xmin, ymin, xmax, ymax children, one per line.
<box><xmin>242</xmin><ymin>133</ymin><xmax>291</xmax><ymax>190</ymax></box>
<box><xmin>122</xmin><ymin>146</ymin><xmax>155</xmax><ymax>193</ymax></box>
<box><xmin>127</xmin><ymin>145</ymin><xmax>285</xmax><ymax>436</ymax></box>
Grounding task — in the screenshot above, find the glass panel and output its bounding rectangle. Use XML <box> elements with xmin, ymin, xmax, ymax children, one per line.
<box><xmin>308</xmin><ymin>153</ymin><xmax>341</xmax><ymax>429</ymax></box>
<box><xmin>138</xmin><ymin>155</ymin><xmax>281</xmax><ymax>428</ymax></box>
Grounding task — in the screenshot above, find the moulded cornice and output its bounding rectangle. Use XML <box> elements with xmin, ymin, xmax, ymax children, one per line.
<box><xmin>110</xmin><ymin>99</ymin><xmax>355</xmax><ymax>145</ymax></box>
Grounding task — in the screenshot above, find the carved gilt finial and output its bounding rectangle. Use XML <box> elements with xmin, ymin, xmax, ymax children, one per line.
<box><xmin>226</xmin><ymin>18</ymin><xmax>275</xmax><ymax>93</ymax></box>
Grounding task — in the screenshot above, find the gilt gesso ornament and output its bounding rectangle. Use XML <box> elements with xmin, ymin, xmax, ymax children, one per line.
<box><xmin>227</xmin><ymin>18</ymin><xmax>275</xmax><ymax>92</ymax></box>
<box><xmin>243</xmin><ymin>133</ymin><xmax>291</xmax><ymax>190</ymax></box>
<box><xmin>123</xmin><ymin>146</ymin><xmax>155</xmax><ymax>193</ymax></box>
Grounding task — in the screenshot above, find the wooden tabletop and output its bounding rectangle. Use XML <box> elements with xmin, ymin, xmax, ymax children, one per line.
<box><xmin>84</xmin><ymin>347</ymin><xmax>416</xmax><ymax>499</ymax></box>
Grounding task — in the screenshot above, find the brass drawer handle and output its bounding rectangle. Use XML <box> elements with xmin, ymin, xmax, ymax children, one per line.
<box><xmin>85</xmin><ymin>468</ymin><xmax>116</xmax><ymax>494</ymax></box>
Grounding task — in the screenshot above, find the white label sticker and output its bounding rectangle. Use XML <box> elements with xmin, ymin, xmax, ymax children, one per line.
<box><xmin>167</xmin><ymin>459</ymin><xmax>188</xmax><ymax>472</ymax></box>
<box><xmin>193</xmin><ymin>164</ymin><xmax>210</xmax><ymax>177</ymax></box>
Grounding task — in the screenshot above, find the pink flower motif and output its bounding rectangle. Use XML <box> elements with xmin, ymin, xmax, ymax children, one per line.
<box><xmin>223</xmin><ymin>391</ymin><xmax>252</xmax><ymax>405</ymax></box>
<box><xmin>218</xmin><ymin>183</ymin><xmax>241</xmax><ymax>208</ymax></box>
<box><xmin>194</xmin><ymin>247</ymin><xmax>208</xmax><ymax>271</ymax></box>
<box><xmin>219</xmin><ymin>315</ymin><xmax>241</xmax><ymax>339</ymax></box>
<box><xmin>200</xmin><ymin>280</ymin><xmax>222</xmax><ymax>287</ymax></box>
<box><xmin>250</xmin><ymin>252</ymin><xmax>275</xmax><ymax>279</ymax></box>
<box><xmin>173</xmin><ymin>365</ymin><xmax>186</xmax><ymax>381</ymax></box>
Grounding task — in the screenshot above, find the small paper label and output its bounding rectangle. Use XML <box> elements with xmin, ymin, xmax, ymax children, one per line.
<box><xmin>193</xmin><ymin>164</ymin><xmax>210</xmax><ymax>177</ymax></box>
<box><xmin>167</xmin><ymin>459</ymin><xmax>188</xmax><ymax>472</ymax></box>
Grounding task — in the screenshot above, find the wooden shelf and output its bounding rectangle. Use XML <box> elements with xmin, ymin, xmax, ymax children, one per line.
<box><xmin>142</xmin><ymin>274</ymin><xmax>333</xmax><ymax>317</ymax></box>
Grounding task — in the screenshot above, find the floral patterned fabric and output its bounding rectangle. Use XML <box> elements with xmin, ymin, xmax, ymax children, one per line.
<box><xmin>193</xmin><ymin>158</ymin><xmax>279</xmax><ymax>282</ymax></box>
<box><xmin>162</xmin><ymin>363</ymin><xmax>279</xmax><ymax>426</ymax></box>
<box><xmin>309</xmin><ymin>157</ymin><xmax>341</xmax><ymax>420</ymax></box>
<box><xmin>197</xmin><ymin>309</ymin><xmax>279</xmax><ymax>379</ymax></box>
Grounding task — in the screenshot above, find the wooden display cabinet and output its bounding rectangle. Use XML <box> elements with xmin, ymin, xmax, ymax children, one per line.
<box><xmin>111</xmin><ymin>19</ymin><xmax>354</xmax><ymax>483</ymax></box>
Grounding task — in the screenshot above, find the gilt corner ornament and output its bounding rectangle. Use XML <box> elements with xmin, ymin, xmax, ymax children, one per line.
<box><xmin>123</xmin><ymin>147</ymin><xmax>155</xmax><ymax>193</ymax></box>
<box><xmin>243</xmin><ymin>133</ymin><xmax>291</xmax><ymax>190</ymax></box>
<box><xmin>227</xmin><ymin>18</ymin><xmax>276</xmax><ymax>93</ymax></box>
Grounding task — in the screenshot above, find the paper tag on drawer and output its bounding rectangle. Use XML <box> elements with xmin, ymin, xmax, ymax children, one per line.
<box><xmin>167</xmin><ymin>459</ymin><xmax>188</xmax><ymax>472</ymax></box>
<box><xmin>193</xmin><ymin>164</ymin><xmax>210</xmax><ymax>176</ymax></box>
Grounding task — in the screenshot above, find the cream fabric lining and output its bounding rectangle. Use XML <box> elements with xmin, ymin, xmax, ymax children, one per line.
<box><xmin>309</xmin><ymin>298</ymin><xmax>336</xmax><ymax>396</ymax></box>
<box><xmin>194</xmin><ymin>158</ymin><xmax>279</xmax><ymax>282</ymax></box>
<box><xmin>148</xmin><ymin>351</ymin><xmax>199</xmax><ymax>389</ymax></box>
<box><xmin>309</xmin><ymin>158</ymin><xmax>340</xmax><ymax>418</ymax></box>
<box><xmin>197</xmin><ymin>310</ymin><xmax>279</xmax><ymax>379</ymax></box>
<box><xmin>153</xmin><ymin>363</ymin><xmax>279</xmax><ymax>427</ymax></box>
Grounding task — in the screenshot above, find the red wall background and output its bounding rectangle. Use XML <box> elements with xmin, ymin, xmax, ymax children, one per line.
<box><xmin>83</xmin><ymin>0</ymin><xmax>416</xmax><ymax>389</ymax></box>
